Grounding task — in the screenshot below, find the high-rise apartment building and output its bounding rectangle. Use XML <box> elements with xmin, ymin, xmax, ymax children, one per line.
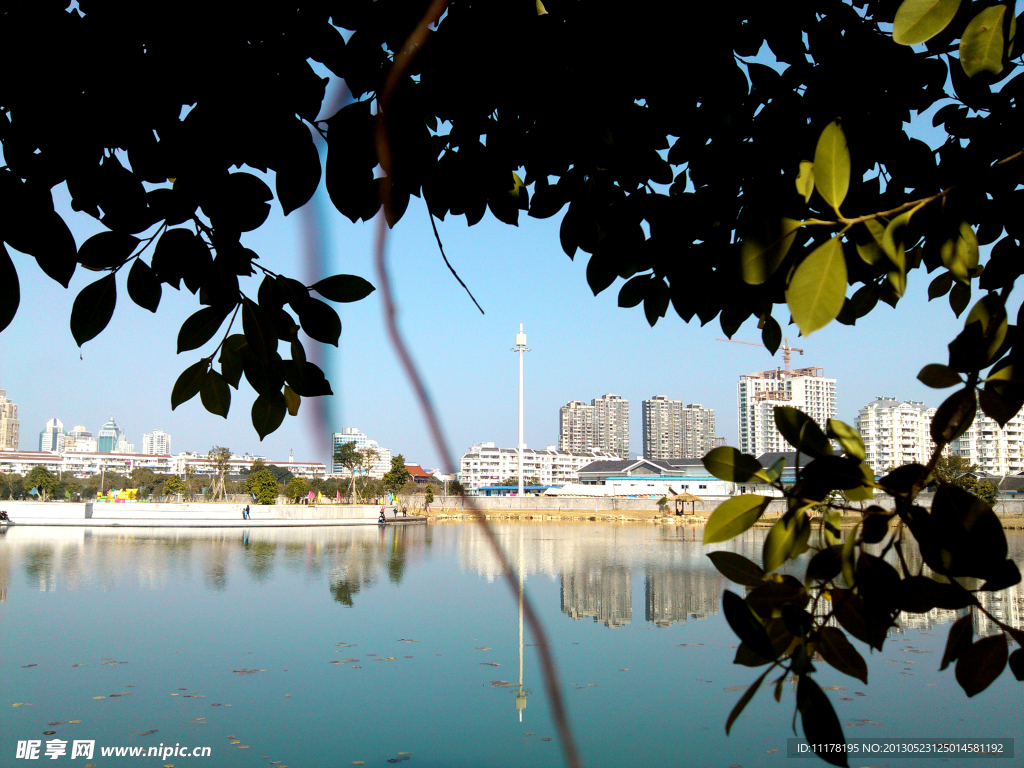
<box><xmin>952</xmin><ymin>394</ymin><xmax>1024</xmax><ymax>476</ymax></box>
<box><xmin>856</xmin><ymin>397</ymin><xmax>937</xmax><ymax>475</ymax></box>
<box><xmin>558</xmin><ymin>394</ymin><xmax>629</xmax><ymax>459</ymax></box>
<box><xmin>113</xmin><ymin>433</ymin><xmax>136</xmax><ymax>454</ymax></box>
<box><xmin>39</xmin><ymin>418</ymin><xmax>66</xmax><ymax>453</ymax></box>
<box><xmin>737</xmin><ymin>367</ymin><xmax>836</xmax><ymax>457</ymax></box>
<box><xmin>331</xmin><ymin>428</ymin><xmax>392</xmax><ymax>478</ymax></box>
<box><xmin>641</xmin><ymin>397</ymin><xmax>716</xmax><ymax>459</ymax></box>
<box><xmin>0</xmin><ymin>390</ymin><xmax>19</xmax><ymax>451</ymax></box>
<box><xmin>64</xmin><ymin>425</ymin><xmax>97</xmax><ymax>453</ymax></box>
<box><xmin>97</xmin><ymin>416</ymin><xmax>122</xmax><ymax>453</ymax></box>
<box><xmin>143</xmin><ymin>430</ymin><xmax>172</xmax><ymax>455</ymax></box>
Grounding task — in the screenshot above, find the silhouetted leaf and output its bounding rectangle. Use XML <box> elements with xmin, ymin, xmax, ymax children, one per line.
<box><xmin>703</xmin><ymin>447</ymin><xmax>769</xmax><ymax>483</ymax></box>
<box><xmin>955</xmin><ymin>634</ymin><xmax>1007</xmax><ymax>697</ymax></box>
<box><xmin>918</xmin><ymin>363</ymin><xmax>963</xmax><ymax>388</ymax></box>
<box><xmin>152</xmin><ymin>228</ymin><xmax>210</xmax><ymax>291</ymax></box>
<box><xmin>219</xmin><ymin>335</ymin><xmax>247</xmax><ymax>389</ymax></box>
<box><xmin>77</xmin><ymin>231</ymin><xmax>139</xmax><ymax>270</ymax></box>
<box><xmin>930</xmin><ymin>388</ymin><xmax>977</xmax><ymax>444</ymax></box>
<box><xmin>899</xmin><ymin>576</ymin><xmax>974</xmax><ymax>613</ymax></box>
<box><xmin>252</xmin><ymin>392</ymin><xmax>287</xmax><ymax>440</ymax></box>
<box><xmin>1009</xmin><ymin>649</ymin><xmax>1024</xmax><ymax>681</ymax></box>
<box><xmin>722</xmin><ymin>590</ymin><xmax>776</xmax><ymax>662</ymax></box>
<box><xmin>200</xmin><ymin>369</ymin><xmax>231</xmax><ymax>418</ymax></box>
<box><xmin>0</xmin><ymin>244</ymin><xmax>20</xmax><ymax>333</ymax></box>
<box><xmin>707</xmin><ymin>551</ymin><xmax>765</xmax><ymax>587</ymax></box>
<box><xmin>817</xmin><ymin>626</ymin><xmax>868</xmax><ymax>684</ymax></box>
<box><xmin>797</xmin><ymin>676</ymin><xmax>848</xmax><ymax>767</ymax></box>
<box><xmin>774</xmin><ymin>406</ymin><xmax>833</xmax><ymax>457</ymax></box>
<box><xmin>878</xmin><ymin>463</ymin><xmax>929</xmax><ymax>494</ymax></box>
<box><xmin>276</xmin><ymin>121</ymin><xmax>322</xmax><ymax>216</ymax></box>
<box><xmin>70</xmin><ymin>274</ymin><xmax>117</xmax><ymax>346</ymax></box>
<box><xmin>762</xmin><ymin>314</ymin><xmax>782</xmax><ymax>354</ymax></box>
<box><xmin>725</xmin><ymin>666</ymin><xmax>770</xmax><ymax>735</ymax></box>
<box><xmin>806</xmin><ymin>546</ymin><xmax>843</xmax><ymax>583</ymax></box>
<box><xmin>618</xmin><ymin>275</ymin><xmax>649</xmax><ymax>308</ymax></box>
<box><xmin>243</xmin><ymin>300</ymin><xmax>276</xmax><ymax>362</ymax></box>
<box><xmin>940</xmin><ymin>614</ymin><xmax>973</xmax><ymax>671</ymax></box>
<box><xmin>297</xmin><ymin>297</ymin><xmax>341</xmax><ymax>346</ymax></box>
<box><xmin>704</xmin><ymin>495</ymin><xmax>770</xmax><ymax>544</ymax></box>
<box><xmin>928</xmin><ymin>271</ymin><xmax>954</xmax><ymax>300</ymax></box>
<box><xmin>126</xmin><ymin>259</ymin><xmax>161</xmax><ymax>312</ymax></box>
<box><xmin>178</xmin><ymin>306</ymin><xmax>230</xmax><ymax>353</ymax></box>
<box><xmin>171</xmin><ymin>360</ymin><xmax>209</xmax><ymax>410</ymax></box>
<box><xmin>310</xmin><ymin>274</ymin><xmax>375</xmax><ymax>303</ymax></box>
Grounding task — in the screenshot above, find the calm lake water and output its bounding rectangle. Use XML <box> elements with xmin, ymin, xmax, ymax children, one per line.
<box><xmin>1</xmin><ymin>522</ymin><xmax>1021</xmax><ymax>767</ymax></box>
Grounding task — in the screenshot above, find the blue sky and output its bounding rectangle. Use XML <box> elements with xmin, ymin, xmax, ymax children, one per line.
<box><xmin>0</xmin><ymin>168</ymin><xmax>986</xmax><ymax>470</ymax></box>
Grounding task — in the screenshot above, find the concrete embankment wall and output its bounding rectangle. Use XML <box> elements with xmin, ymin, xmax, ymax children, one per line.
<box><xmin>0</xmin><ymin>501</ymin><xmax>380</xmax><ymax>522</ymax></box>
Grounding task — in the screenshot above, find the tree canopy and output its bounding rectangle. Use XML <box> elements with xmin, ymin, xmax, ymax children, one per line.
<box><xmin>5</xmin><ymin>0</ymin><xmax>1024</xmax><ymax>440</ymax></box>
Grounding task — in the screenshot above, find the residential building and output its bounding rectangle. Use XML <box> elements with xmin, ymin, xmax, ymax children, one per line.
<box><xmin>64</xmin><ymin>426</ymin><xmax>97</xmax><ymax>453</ymax></box>
<box><xmin>330</xmin><ymin>428</ymin><xmax>392</xmax><ymax>478</ymax></box>
<box><xmin>0</xmin><ymin>450</ymin><xmax>173</xmax><ymax>477</ymax></box>
<box><xmin>142</xmin><ymin>430</ymin><xmax>172</xmax><ymax>455</ymax></box>
<box><xmin>577</xmin><ymin>457</ymin><xmax>733</xmax><ymax>497</ymax></box>
<box><xmin>558</xmin><ymin>394</ymin><xmax>629</xmax><ymax>458</ymax></box>
<box><xmin>856</xmin><ymin>397</ymin><xmax>937</xmax><ymax>475</ymax></box>
<box><xmin>459</xmin><ymin>443</ymin><xmax>619</xmax><ymax>494</ymax></box>
<box><xmin>39</xmin><ymin>418</ymin><xmax>66</xmax><ymax>453</ymax></box>
<box><xmin>0</xmin><ymin>390</ymin><xmax>19</xmax><ymax>450</ymax></box>
<box><xmin>172</xmin><ymin>452</ymin><xmax>327</xmax><ymax>480</ymax></box>
<box><xmin>96</xmin><ymin>416</ymin><xmax>122</xmax><ymax>453</ymax></box>
<box><xmin>952</xmin><ymin>395</ymin><xmax>1024</xmax><ymax>477</ymax></box>
<box><xmin>405</xmin><ymin>465</ymin><xmax>433</xmax><ymax>485</ymax></box>
<box><xmin>737</xmin><ymin>367</ymin><xmax>836</xmax><ymax>457</ymax></box>
<box><xmin>641</xmin><ymin>397</ymin><xmax>716</xmax><ymax>460</ymax></box>
<box><xmin>113</xmin><ymin>433</ymin><xmax>135</xmax><ymax>454</ymax></box>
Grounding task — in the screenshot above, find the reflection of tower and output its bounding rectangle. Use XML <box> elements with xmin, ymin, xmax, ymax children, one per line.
<box><xmin>514</xmin><ymin>530</ymin><xmax>529</xmax><ymax>720</ymax></box>
<box><xmin>645</xmin><ymin>567</ymin><xmax>719</xmax><ymax>627</ymax></box>
<box><xmin>511</xmin><ymin>324</ymin><xmax>531</xmax><ymax>498</ymax></box>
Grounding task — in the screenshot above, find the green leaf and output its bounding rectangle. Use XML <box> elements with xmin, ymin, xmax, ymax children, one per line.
<box><xmin>297</xmin><ymin>297</ymin><xmax>342</xmax><ymax>346</ymax></box>
<box><xmin>252</xmin><ymin>392</ymin><xmax>287</xmax><ymax>440</ymax></box>
<box><xmin>940</xmin><ymin>615</ymin><xmax>974</xmax><ymax>671</ymax></box>
<box><xmin>786</xmin><ymin>236</ymin><xmax>847</xmax><ymax>336</ymax></box>
<box><xmin>797</xmin><ymin>676</ymin><xmax>849</xmax><ymax>767</ymax></box>
<box><xmin>283</xmin><ymin>384</ymin><xmax>301</xmax><ymax>416</ymax></box>
<box><xmin>960</xmin><ymin>5</ymin><xmax>1008</xmax><ymax>78</ymax></box>
<box><xmin>0</xmin><ymin>244</ymin><xmax>20</xmax><ymax>333</ymax></box>
<box><xmin>930</xmin><ymin>387</ymin><xmax>977</xmax><ymax>444</ymax></box>
<box><xmin>703</xmin><ymin>495</ymin><xmax>770</xmax><ymax>544</ymax></box>
<box><xmin>955</xmin><ymin>634</ymin><xmax>1008</xmax><ymax>697</ymax></box>
<box><xmin>707</xmin><ymin>551</ymin><xmax>766</xmax><ymax>587</ymax></box>
<box><xmin>795</xmin><ymin>161</ymin><xmax>814</xmax><ymax>203</ymax></box>
<box><xmin>126</xmin><ymin>259</ymin><xmax>161</xmax><ymax>313</ymax></box>
<box><xmin>199</xmin><ymin>369</ymin><xmax>231</xmax><ymax>418</ymax></box>
<box><xmin>171</xmin><ymin>360</ymin><xmax>209</xmax><ymax>410</ymax></box>
<box><xmin>826</xmin><ymin>419</ymin><xmax>865</xmax><ymax>461</ymax></box>
<box><xmin>881</xmin><ymin>212</ymin><xmax>911</xmax><ymax>273</ymax></box>
<box><xmin>725</xmin><ymin>666</ymin><xmax>770</xmax><ymax>735</ymax></box>
<box><xmin>722</xmin><ymin>590</ymin><xmax>776</xmax><ymax>662</ymax></box>
<box><xmin>841</xmin><ymin>522</ymin><xmax>859</xmax><ymax>588</ymax></box>
<box><xmin>774</xmin><ymin>406</ymin><xmax>833</xmax><ymax>457</ymax></box>
<box><xmin>812</xmin><ymin>120</ymin><xmax>850</xmax><ymax>212</ymax></box>
<box><xmin>309</xmin><ymin>274</ymin><xmax>376</xmax><ymax>303</ymax></box>
<box><xmin>940</xmin><ymin>222</ymin><xmax>979</xmax><ymax>282</ymax></box>
<box><xmin>928</xmin><ymin>271</ymin><xmax>954</xmax><ymax>300</ymax></box>
<box><xmin>817</xmin><ymin>626</ymin><xmax>868</xmax><ymax>684</ymax></box>
<box><xmin>917</xmin><ymin>363</ymin><xmax>964</xmax><ymax>388</ymax></box>
<box><xmin>893</xmin><ymin>0</ymin><xmax>962</xmax><ymax>45</ymax></box>
<box><xmin>177</xmin><ymin>306</ymin><xmax>230</xmax><ymax>354</ymax></box>
<box><xmin>740</xmin><ymin>218</ymin><xmax>801</xmax><ymax>285</ymax></box>
<box><xmin>761</xmin><ymin>314</ymin><xmax>782</xmax><ymax>355</ymax></box>
<box><xmin>823</xmin><ymin>509</ymin><xmax>843</xmax><ymax>547</ymax></box>
<box><xmin>703</xmin><ymin>447</ymin><xmax>769</xmax><ymax>483</ymax></box>
<box><xmin>806</xmin><ymin>545</ymin><xmax>843</xmax><ymax>583</ymax></box>
<box><xmin>70</xmin><ymin>273</ymin><xmax>117</xmax><ymax>347</ymax></box>
<box><xmin>763</xmin><ymin>512</ymin><xmax>810</xmax><ymax>573</ymax></box>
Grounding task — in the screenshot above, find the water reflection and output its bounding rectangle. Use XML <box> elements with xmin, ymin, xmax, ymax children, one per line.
<box><xmin>1</xmin><ymin>523</ymin><xmax>1022</xmax><ymax>637</ymax></box>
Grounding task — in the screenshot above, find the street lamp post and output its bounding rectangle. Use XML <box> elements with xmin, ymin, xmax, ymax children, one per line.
<box><xmin>511</xmin><ymin>324</ymin><xmax>530</xmax><ymax>498</ymax></box>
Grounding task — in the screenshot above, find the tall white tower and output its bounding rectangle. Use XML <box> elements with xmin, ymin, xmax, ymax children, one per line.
<box><xmin>511</xmin><ymin>324</ymin><xmax>530</xmax><ymax>497</ymax></box>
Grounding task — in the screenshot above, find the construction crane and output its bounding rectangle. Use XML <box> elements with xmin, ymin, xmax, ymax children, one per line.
<box><xmin>717</xmin><ymin>336</ymin><xmax>805</xmax><ymax>371</ymax></box>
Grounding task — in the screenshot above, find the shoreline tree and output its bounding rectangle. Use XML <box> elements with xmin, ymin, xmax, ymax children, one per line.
<box><xmin>333</xmin><ymin>441</ymin><xmax>363</xmax><ymax>504</ymax></box>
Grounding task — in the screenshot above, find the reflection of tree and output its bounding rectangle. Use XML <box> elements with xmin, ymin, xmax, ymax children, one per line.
<box><xmin>23</xmin><ymin>545</ymin><xmax>54</xmax><ymax>583</ymax></box>
<box><xmin>329</xmin><ymin>577</ymin><xmax>362</xmax><ymax>606</ymax></box>
<box><xmin>243</xmin><ymin>541</ymin><xmax>277</xmax><ymax>582</ymax></box>
<box><xmin>387</xmin><ymin>528</ymin><xmax>407</xmax><ymax>585</ymax></box>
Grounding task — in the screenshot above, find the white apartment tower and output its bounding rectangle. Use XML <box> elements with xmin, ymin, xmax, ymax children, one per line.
<box><xmin>737</xmin><ymin>367</ymin><xmax>836</xmax><ymax>457</ymax></box>
<box><xmin>0</xmin><ymin>390</ymin><xmax>18</xmax><ymax>451</ymax></box>
<box><xmin>331</xmin><ymin>427</ymin><xmax>393</xmax><ymax>478</ymax></box>
<box><xmin>64</xmin><ymin>425</ymin><xmax>97</xmax><ymax>453</ymax></box>
<box><xmin>459</xmin><ymin>443</ymin><xmax>619</xmax><ymax>493</ymax></box>
<box><xmin>642</xmin><ymin>397</ymin><xmax>716</xmax><ymax>459</ymax></box>
<box><xmin>143</xmin><ymin>430</ymin><xmax>172</xmax><ymax>455</ymax></box>
<box><xmin>856</xmin><ymin>398</ymin><xmax>937</xmax><ymax>475</ymax></box>
<box><xmin>952</xmin><ymin>394</ymin><xmax>1024</xmax><ymax>477</ymax></box>
<box><xmin>559</xmin><ymin>394</ymin><xmax>629</xmax><ymax>459</ymax></box>
<box><xmin>39</xmin><ymin>418</ymin><xmax>66</xmax><ymax>453</ymax></box>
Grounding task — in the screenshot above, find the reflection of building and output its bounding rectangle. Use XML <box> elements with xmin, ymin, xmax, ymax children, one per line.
<box><xmin>738</xmin><ymin>367</ymin><xmax>836</xmax><ymax>456</ymax></box>
<box><xmin>645</xmin><ymin>567</ymin><xmax>719</xmax><ymax>627</ymax></box>
<box><xmin>331</xmin><ymin>428</ymin><xmax>392</xmax><ymax>478</ymax></box>
<box><xmin>559</xmin><ymin>394</ymin><xmax>630</xmax><ymax>458</ymax></box>
<box><xmin>856</xmin><ymin>398</ymin><xmax>936</xmax><ymax>475</ymax></box>
<box><xmin>642</xmin><ymin>397</ymin><xmax>716</xmax><ymax>460</ymax></box>
<box><xmin>561</xmin><ymin>566</ymin><xmax>632</xmax><ymax>628</ymax></box>
<box><xmin>0</xmin><ymin>390</ymin><xmax>19</xmax><ymax>450</ymax></box>
<box><xmin>39</xmin><ymin>418</ymin><xmax>66</xmax><ymax>453</ymax></box>
<box><xmin>142</xmin><ymin>430</ymin><xmax>172</xmax><ymax>455</ymax></box>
